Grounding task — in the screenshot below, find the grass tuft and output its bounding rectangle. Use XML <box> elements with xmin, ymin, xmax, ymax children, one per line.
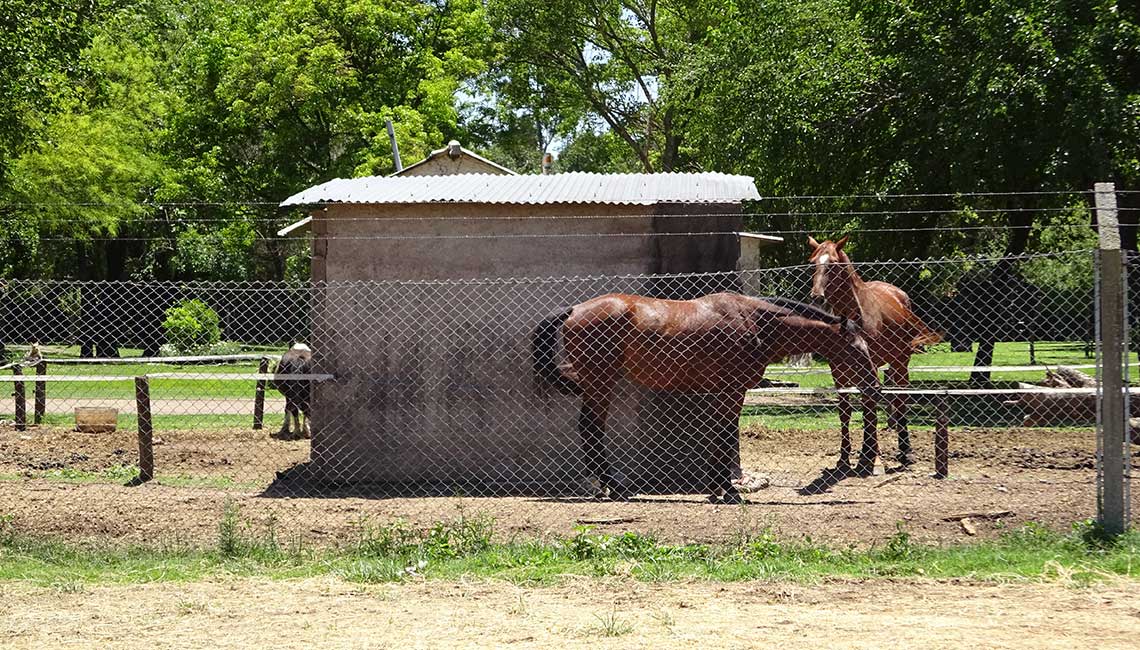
<box><xmin>1</xmin><ymin>510</ymin><xmax>1138</xmax><ymax>588</ymax></box>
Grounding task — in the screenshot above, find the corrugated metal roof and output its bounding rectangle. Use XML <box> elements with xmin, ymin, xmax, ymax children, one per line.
<box><xmin>279</xmin><ymin>172</ymin><xmax>760</xmax><ymax>207</ymax></box>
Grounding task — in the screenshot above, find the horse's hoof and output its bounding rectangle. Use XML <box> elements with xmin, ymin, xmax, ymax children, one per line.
<box><xmin>896</xmin><ymin>452</ymin><xmax>915</xmax><ymax>467</ymax></box>
<box><xmin>606</xmin><ymin>486</ymin><xmax>636</xmax><ymax>502</ymax></box>
<box><xmin>722</xmin><ymin>490</ymin><xmax>744</xmax><ymax>505</ymax></box>
<box><xmin>707</xmin><ymin>494</ymin><xmax>721</xmax><ymax>504</ymax></box>
<box><xmin>853</xmin><ymin>462</ymin><xmax>877</xmax><ymax>478</ymax></box>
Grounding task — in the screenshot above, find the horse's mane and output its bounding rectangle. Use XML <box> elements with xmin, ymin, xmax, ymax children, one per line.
<box><xmin>755</xmin><ymin>296</ymin><xmax>848</xmax><ymax>326</ymax></box>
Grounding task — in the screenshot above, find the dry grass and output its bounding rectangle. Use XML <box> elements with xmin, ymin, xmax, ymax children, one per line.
<box><xmin>2</xmin><ymin>576</ymin><xmax>1139</xmax><ymax>649</ymax></box>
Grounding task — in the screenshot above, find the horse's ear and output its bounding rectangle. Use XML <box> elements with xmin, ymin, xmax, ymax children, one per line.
<box><xmin>807</xmin><ymin>236</ymin><xmax>820</xmax><ymax>250</ymax></box>
<box><xmin>835</xmin><ymin>235</ymin><xmax>849</xmax><ymax>250</ymax></box>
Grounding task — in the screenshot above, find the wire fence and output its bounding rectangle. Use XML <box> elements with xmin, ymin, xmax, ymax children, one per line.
<box><xmin>1</xmin><ymin>182</ymin><xmax>1136</xmax><ymax>543</ymax></box>
<box><xmin>0</xmin><ymin>246</ymin><xmax>1128</xmax><ymax>543</ymax></box>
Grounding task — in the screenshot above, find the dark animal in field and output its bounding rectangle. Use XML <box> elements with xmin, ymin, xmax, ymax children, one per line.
<box><xmin>533</xmin><ymin>292</ymin><xmax>882</xmax><ymax>504</ymax></box>
<box><xmin>271</xmin><ymin>343</ymin><xmax>312</xmax><ymax>439</ymax></box>
<box><xmin>808</xmin><ymin>236</ymin><xmax>942</xmax><ymax>469</ymax></box>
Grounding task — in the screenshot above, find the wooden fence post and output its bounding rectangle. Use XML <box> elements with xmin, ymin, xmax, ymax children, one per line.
<box><xmin>253</xmin><ymin>356</ymin><xmax>269</xmax><ymax>430</ymax></box>
<box><xmin>135</xmin><ymin>376</ymin><xmax>154</xmax><ymax>483</ymax></box>
<box><xmin>933</xmin><ymin>393</ymin><xmax>949</xmax><ymax>479</ymax></box>
<box><xmin>1095</xmin><ymin>182</ymin><xmax>1128</xmax><ymax>534</ymax></box>
<box><xmin>13</xmin><ymin>365</ymin><xmax>25</xmax><ymax>431</ymax></box>
<box><xmin>34</xmin><ymin>360</ymin><xmax>46</xmax><ymax>425</ymax></box>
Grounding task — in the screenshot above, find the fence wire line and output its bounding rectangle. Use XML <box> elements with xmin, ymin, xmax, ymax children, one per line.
<box><xmin>23</xmin><ymin>225</ymin><xmax>1103</xmax><ymax>243</ymax></box>
<box><xmin>0</xmin><ymin>249</ymin><xmax>1094</xmax><ymax>287</ymax></box>
<box><xmin>4</xmin><ymin>206</ymin><xmax>1115</xmax><ymax>221</ymax></box>
<box><xmin>0</xmin><ymin>188</ymin><xmax>1104</xmax><ymax>209</ymax></box>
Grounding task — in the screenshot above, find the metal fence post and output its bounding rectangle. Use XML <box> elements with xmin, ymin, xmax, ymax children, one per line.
<box><xmin>1095</xmin><ymin>181</ymin><xmax>1128</xmax><ymax>534</ymax></box>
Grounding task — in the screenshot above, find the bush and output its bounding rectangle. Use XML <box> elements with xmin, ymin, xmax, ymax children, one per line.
<box><xmin>158</xmin><ymin>340</ymin><xmax>242</xmax><ymax>358</ymax></box>
<box><xmin>162</xmin><ymin>299</ymin><xmax>221</xmax><ymax>353</ymax></box>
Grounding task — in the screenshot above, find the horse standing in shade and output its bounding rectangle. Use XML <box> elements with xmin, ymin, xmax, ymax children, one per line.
<box><xmin>532</xmin><ymin>292</ymin><xmax>883</xmax><ymax>503</ymax></box>
<box><xmin>808</xmin><ymin>236</ymin><xmax>942</xmax><ymax>469</ymax></box>
<box><xmin>271</xmin><ymin>343</ymin><xmax>313</xmax><ymax>439</ymax></box>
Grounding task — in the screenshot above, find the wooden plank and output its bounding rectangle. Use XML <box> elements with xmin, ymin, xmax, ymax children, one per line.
<box><xmin>0</xmin><ymin>373</ymin><xmax>333</xmax><ymax>382</ymax></box>
<box><xmin>746</xmin><ymin>386</ymin><xmax>1099</xmax><ymax>396</ymax></box>
<box><xmin>44</xmin><ymin>353</ymin><xmax>273</xmax><ymax>365</ymax></box>
<box><xmin>135</xmin><ymin>377</ymin><xmax>153</xmax><ymax>483</ymax></box>
<box><xmin>0</xmin><ymin>376</ymin><xmax>139</xmax><ymax>382</ymax></box>
<box><xmin>762</xmin><ymin>363</ymin><xmax>1098</xmax><ymax>376</ymax></box>
<box><xmin>142</xmin><ymin>369</ymin><xmax>330</xmax><ymax>378</ymax></box>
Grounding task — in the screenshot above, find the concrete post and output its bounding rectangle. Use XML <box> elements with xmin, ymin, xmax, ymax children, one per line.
<box><xmin>1095</xmin><ymin>182</ymin><xmax>1129</xmax><ymax>534</ymax></box>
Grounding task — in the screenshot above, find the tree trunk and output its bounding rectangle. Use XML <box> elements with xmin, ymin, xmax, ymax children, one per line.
<box><xmin>971</xmin><ymin>202</ymin><xmax>1034</xmax><ymax>384</ymax></box>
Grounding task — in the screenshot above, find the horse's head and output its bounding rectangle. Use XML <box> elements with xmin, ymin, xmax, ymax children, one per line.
<box><xmin>806</xmin><ymin>235</ymin><xmax>850</xmax><ymax>300</ymax></box>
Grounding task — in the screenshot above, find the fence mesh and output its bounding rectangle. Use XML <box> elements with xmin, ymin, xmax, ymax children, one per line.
<box><xmin>0</xmin><ymin>247</ymin><xmax>1128</xmax><ymax>543</ymax></box>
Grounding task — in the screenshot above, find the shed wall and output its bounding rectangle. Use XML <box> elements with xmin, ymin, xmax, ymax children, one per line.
<box><xmin>306</xmin><ymin>202</ymin><xmax>745</xmax><ymax>492</ymax></box>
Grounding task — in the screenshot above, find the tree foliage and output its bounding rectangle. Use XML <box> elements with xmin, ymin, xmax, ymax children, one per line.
<box><xmin>0</xmin><ymin>0</ymin><xmax>1137</xmax><ymax>286</ymax></box>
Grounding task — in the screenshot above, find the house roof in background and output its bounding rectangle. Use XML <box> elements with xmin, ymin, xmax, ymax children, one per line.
<box><xmin>394</xmin><ymin>143</ymin><xmax>517</xmax><ymax>176</ymax></box>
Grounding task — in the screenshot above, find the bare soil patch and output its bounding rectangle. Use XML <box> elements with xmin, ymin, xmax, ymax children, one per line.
<box><xmin>0</xmin><ymin>421</ymin><xmax>1134</xmax><ymax>547</ymax></box>
<box><xmin>2</xmin><ymin>576</ymin><xmax>1138</xmax><ymax>649</ymax></box>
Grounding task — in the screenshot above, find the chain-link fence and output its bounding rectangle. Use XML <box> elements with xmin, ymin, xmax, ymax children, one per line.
<box><xmin>0</xmin><ymin>244</ymin><xmax>1128</xmax><ymax>543</ymax></box>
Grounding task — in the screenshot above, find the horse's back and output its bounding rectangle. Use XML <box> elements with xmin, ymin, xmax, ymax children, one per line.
<box><xmin>860</xmin><ymin>281</ymin><xmax>941</xmax><ymax>352</ymax></box>
<box><xmin>562</xmin><ymin>292</ymin><xmax>769</xmax><ymax>390</ymax></box>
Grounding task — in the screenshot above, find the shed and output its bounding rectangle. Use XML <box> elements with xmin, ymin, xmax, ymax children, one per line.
<box><xmin>279</xmin><ymin>172</ymin><xmax>778</xmax><ymax>493</ymax></box>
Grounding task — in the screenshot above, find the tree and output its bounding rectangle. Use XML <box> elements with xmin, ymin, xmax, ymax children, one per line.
<box><xmin>0</xmin><ymin>0</ymin><xmax>114</xmax><ymax>184</ymax></box>
<box><xmin>488</xmin><ymin>0</ymin><xmax>726</xmax><ymax>172</ymax></box>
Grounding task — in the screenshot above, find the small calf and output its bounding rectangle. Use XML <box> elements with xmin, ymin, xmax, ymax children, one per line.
<box><xmin>270</xmin><ymin>343</ymin><xmax>312</xmax><ymax>439</ymax></box>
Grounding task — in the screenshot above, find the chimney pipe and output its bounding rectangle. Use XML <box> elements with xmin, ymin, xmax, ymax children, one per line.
<box><xmin>541</xmin><ymin>152</ymin><xmax>554</xmax><ymax>175</ymax></box>
<box><xmin>386</xmin><ymin>119</ymin><xmax>403</xmax><ymax>172</ymax></box>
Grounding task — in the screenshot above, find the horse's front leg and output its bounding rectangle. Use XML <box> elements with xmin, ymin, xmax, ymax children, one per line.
<box><xmin>887</xmin><ymin>363</ymin><xmax>913</xmax><ymax>466</ymax></box>
<box><xmin>856</xmin><ymin>385</ymin><xmax>881</xmax><ymax>476</ymax></box>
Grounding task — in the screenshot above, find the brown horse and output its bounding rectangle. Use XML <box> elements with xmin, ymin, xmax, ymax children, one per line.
<box><xmin>532</xmin><ymin>292</ymin><xmax>883</xmax><ymax>503</ymax></box>
<box><xmin>807</xmin><ymin>236</ymin><xmax>942</xmax><ymax>468</ymax></box>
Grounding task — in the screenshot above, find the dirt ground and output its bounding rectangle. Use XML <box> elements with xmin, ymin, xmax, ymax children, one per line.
<box><xmin>0</xmin><ymin>420</ymin><xmax>1134</xmax><ymax>547</ymax></box>
<box><xmin>2</xmin><ymin>576</ymin><xmax>1138</xmax><ymax>649</ymax></box>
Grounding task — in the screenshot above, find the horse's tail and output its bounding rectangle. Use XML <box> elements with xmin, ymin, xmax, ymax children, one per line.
<box><xmin>908</xmin><ymin>314</ymin><xmax>943</xmax><ymax>350</ymax></box>
<box><xmin>531</xmin><ymin>308</ymin><xmax>581</xmax><ymax>396</ymax></box>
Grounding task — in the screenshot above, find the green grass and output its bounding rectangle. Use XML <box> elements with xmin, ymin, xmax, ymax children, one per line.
<box><xmin>0</xmin><ymin>507</ymin><xmax>1137</xmax><ymax>588</ymax></box>
<box><xmin>782</xmin><ymin>340</ymin><xmax>1112</xmax><ymax>389</ymax></box>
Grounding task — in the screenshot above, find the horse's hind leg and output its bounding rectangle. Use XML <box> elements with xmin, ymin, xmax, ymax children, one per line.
<box><xmin>837</xmin><ymin>393</ymin><xmax>853</xmax><ymax>472</ymax></box>
<box><xmin>278</xmin><ymin>402</ymin><xmax>294</xmax><ymax>438</ymax></box>
<box><xmin>887</xmin><ymin>363</ymin><xmax>913</xmax><ymax>466</ymax></box>
<box><xmin>710</xmin><ymin>390</ymin><xmax>746</xmax><ymax>504</ymax></box>
<box><xmin>579</xmin><ymin>393</ymin><xmax>628</xmax><ymax>500</ymax></box>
